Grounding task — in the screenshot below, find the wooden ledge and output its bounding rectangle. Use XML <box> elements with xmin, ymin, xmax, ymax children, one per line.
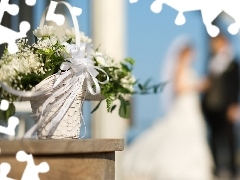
<box><xmin>0</xmin><ymin>139</ymin><xmax>124</xmax><ymax>155</ymax></box>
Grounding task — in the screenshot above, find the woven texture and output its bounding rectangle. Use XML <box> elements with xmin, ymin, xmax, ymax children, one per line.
<box><xmin>27</xmin><ymin>73</ymin><xmax>104</xmax><ymax>139</ymax></box>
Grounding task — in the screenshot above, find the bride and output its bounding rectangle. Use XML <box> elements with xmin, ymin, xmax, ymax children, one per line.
<box><xmin>123</xmin><ymin>36</ymin><xmax>214</xmax><ymax>180</ymax></box>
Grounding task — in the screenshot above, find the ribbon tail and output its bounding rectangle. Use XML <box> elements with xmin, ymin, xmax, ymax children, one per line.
<box><xmin>53</xmin><ymin>71</ymin><xmax>71</xmax><ymax>88</ymax></box>
<box><xmin>24</xmin><ymin>123</ymin><xmax>38</xmax><ymax>138</ymax></box>
<box><xmin>84</xmin><ymin>66</ymin><xmax>109</xmax><ymax>95</ymax></box>
<box><xmin>41</xmin><ymin>78</ymin><xmax>77</xmax><ymax>116</ymax></box>
<box><xmin>79</xmin><ymin>107</ymin><xmax>86</xmax><ymax>138</ymax></box>
<box><xmin>23</xmin><ymin>88</ymin><xmax>75</xmax><ymax>138</ymax></box>
<box><xmin>86</xmin><ymin>76</ymin><xmax>100</xmax><ymax>95</ymax></box>
<box><xmin>0</xmin><ymin>82</ymin><xmax>47</xmax><ymax>97</ymax></box>
<box><xmin>23</xmin><ymin>77</ymin><xmax>78</xmax><ymax>138</ymax></box>
<box><xmin>47</xmin><ymin>79</ymin><xmax>83</xmax><ymax>136</ymax></box>
<box><xmin>93</xmin><ymin>66</ymin><xmax>109</xmax><ymax>84</ymax></box>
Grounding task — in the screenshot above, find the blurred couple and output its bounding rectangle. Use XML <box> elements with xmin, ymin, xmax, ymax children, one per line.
<box><xmin>124</xmin><ymin>32</ymin><xmax>240</xmax><ymax>179</ymax></box>
<box><xmin>123</xmin><ymin>35</ymin><xmax>214</xmax><ymax>180</ymax></box>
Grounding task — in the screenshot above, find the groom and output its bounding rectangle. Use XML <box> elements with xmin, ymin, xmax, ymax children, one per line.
<box><xmin>202</xmin><ymin>32</ymin><xmax>240</xmax><ymax>177</ymax></box>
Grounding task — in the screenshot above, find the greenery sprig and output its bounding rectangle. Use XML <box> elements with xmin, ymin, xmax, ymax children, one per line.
<box><xmin>91</xmin><ymin>57</ymin><xmax>166</xmax><ymax>118</ymax></box>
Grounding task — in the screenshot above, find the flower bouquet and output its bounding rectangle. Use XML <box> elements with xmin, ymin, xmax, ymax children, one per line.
<box><xmin>0</xmin><ymin>23</ymin><xmax>138</xmax><ymax>138</ymax></box>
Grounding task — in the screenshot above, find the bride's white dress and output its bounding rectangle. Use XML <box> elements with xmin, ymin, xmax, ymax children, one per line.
<box><xmin>123</xmin><ymin>70</ymin><xmax>214</xmax><ymax>180</ymax></box>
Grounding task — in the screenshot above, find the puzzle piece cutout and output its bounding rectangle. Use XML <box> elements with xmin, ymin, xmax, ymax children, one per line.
<box><xmin>0</xmin><ymin>163</ymin><xmax>15</xmax><ymax>180</ymax></box>
<box><xmin>130</xmin><ymin>0</ymin><xmax>240</xmax><ymax>37</ymax></box>
<box><xmin>129</xmin><ymin>0</ymin><xmax>138</xmax><ymax>3</ymax></box>
<box><xmin>0</xmin><ymin>99</ymin><xmax>9</xmax><ymax>111</ymax></box>
<box><xmin>0</xmin><ymin>0</ymin><xmax>19</xmax><ymax>22</ymax></box>
<box><xmin>25</xmin><ymin>0</ymin><xmax>36</xmax><ymax>6</ymax></box>
<box><xmin>0</xmin><ymin>0</ymin><xmax>31</xmax><ymax>54</ymax></box>
<box><xmin>0</xmin><ymin>21</ymin><xmax>30</xmax><ymax>54</ymax></box>
<box><xmin>16</xmin><ymin>151</ymin><xmax>50</xmax><ymax>180</ymax></box>
<box><xmin>0</xmin><ymin>151</ymin><xmax>49</xmax><ymax>180</ymax></box>
<box><xmin>46</xmin><ymin>0</ymin><xmax>82</xmax><ymax>26</ymax></box>
<box><xmin>0</xmin><ymin>116</ymin><xmax>19</xmax><ymax>136</ymax></box>
<box><xmin>0</xmin><ymin>0</ymin><xmax>82</xmax><ymax>54</ymax></box>
<box><xmin>0</xmin><ymin>99</ymin><xmax>19</xmax><ymax>136</ymax></box>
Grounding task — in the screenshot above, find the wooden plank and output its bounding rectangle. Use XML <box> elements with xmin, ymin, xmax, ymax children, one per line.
<box><xmin>1</xmin><ymin>152</ymin><xmax>115</xmax><ymax>180</ymax></box>
<box><xmin>0</xmin><ymin>139</ymin><xmax>124</xmax><ymax>155</ymax></box>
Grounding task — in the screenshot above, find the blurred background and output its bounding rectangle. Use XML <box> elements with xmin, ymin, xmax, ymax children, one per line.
<box><xmin>1</xmin><ymin>0</ymin><xmax>240</xmax><ymax>179</ymax></box>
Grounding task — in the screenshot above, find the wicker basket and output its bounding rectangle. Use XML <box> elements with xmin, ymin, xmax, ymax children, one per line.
<box><xmin>26</xmin><ymin>73</ymin><xmax>104</xmax><ymax>139</ymax></box>
<box><xmin>21</xmin><ymin>1</ymin><xmax>105</xmax><ymax>139</ymax></box>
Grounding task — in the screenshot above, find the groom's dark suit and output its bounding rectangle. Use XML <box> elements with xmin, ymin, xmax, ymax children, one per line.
<box><xmin>202</xmin><ymin>59</ymin><xmax>240</xmax><ymax>175</ymax></box>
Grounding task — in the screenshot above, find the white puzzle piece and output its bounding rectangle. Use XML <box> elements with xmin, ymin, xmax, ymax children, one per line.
<box><xmin>0</xmin><ymin>116</ymin><xmax>19</xmax><ymax>136</ymax></box>
<box><xmin>130</xmin><ymin>0</ymin><xmax>240</xmax><ymax>37</ymax></box>
<box><xmin>0</xmin><ymin>0</ymin><xmax>19</xmax><ymax>22</ymax></box>
<box><xmin>0</xmin><ymin>163</ymin><xmax>15</xmax><ymax>180</ymax></box>
<box><xmin>25</xmin><ymin>0</ymin><xmax>36</xmax><ymax>6</ymax></box>
<box><xmin>16</xmin><ymin>151</ymin><xmax>50</xmax><ymax>180</ymax></box>
<box><xmin>46</xmin><ymin>0</ymin><xmax>82</xmax><ymax>26</ymax></box>
<box><xmin>0</xmin><ymin>0</ymin><xmax>30</xmax><ymax>53</ymax></box>
<box><xmin>129</xmin><ymin>0</ymin><xmax>138</xmax><ymax>4</ymax></box>
<box><xmin>0</xmin><ymin>100</ymin><xmax>9</xmax><ymax>111</ymax></box>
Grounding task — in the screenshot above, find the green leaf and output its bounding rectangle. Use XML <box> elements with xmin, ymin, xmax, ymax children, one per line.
<box><xmin>110</xmin><ymin>105</ymin><xmax>117</xmax><ymax>113</ymax></box>
<box><xmin>160</xmin><ymin>81</ymin><xmax>168</xmax><ymax>92</ymax></box>
<box><xmin>153</xmin><ymin>85</ymin><xmax>159</xmax><ymax>94</ymax></box>
<box><xmin>91</xmin><ymin>100</ymin><xmax>102</xmax><ymax>114</ymax></box>
<box><xmin>121</xmin><ymin>63</ymin><xmax>131</xmax><ymax>72</ymax></box>
<box><xmin>0</xmin><ymin>103</ymin><xmax>15</xmax><ymax>121</ymax></box>
<box><xmin>143</xmin><ymin>78</ymin><xmax>151</xmax><ymax>88</ymax></box>
<box><xmin>138</xmin><ymin>84</ymin><xmax>143</xmax><ymax>90</ymax></box>
<box><xmin>119</xmin><ymin>100</ymin><xmax>130</xmax><ymax>119</ymax></box>
<box><xmin>124</xmin><ymin>58</ymin><xmax>135</xmax><ymax>65</ymax></box>
<box><xmin>153</xmin><ymin>81</ymin><xmax>168</xmax><ymax>93</ymax></box>
<box><xmin>0</xmin><ymin>111</ymin><xmax>5</xmax><ymax>121</ymax></box>
<box><xmin>119</xmin><ymin>96</ymin><xmax>130</xmax><ymax>118</ymax></box>
<box><xmin>106</xmin><ymin>95</ymin><xmax>115</xmax><ymax>112</ymax></box>
<box><xmin>67</xmin><ymin>38</ymin><xmax>72</xmax><ymax>44</ymax></box>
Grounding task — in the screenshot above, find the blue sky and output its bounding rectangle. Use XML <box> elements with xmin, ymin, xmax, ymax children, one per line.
<box><xmin>125</xmin><ymin>1</ymin><xmax>209</xmax><ymax>142</ymax></box>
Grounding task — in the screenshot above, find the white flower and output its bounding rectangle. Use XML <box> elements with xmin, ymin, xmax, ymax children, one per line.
<box><xmin>94</xmin><ymin>51</ymin><xmax>116</xmax><ymax>67</ymax></box>
<box><xmin>63</xmin><ymin>28</ymin><xmax>92</xmax><ymax>44</ymax></box>
<box><xmin>79</xmin><ymin>31</ymin><xmax>92</xmax><ymax>43</ymax></box>
<box><xmin>121</xmin><ymin>74</ymin><xmax>136</xmax><ymax>92</ymax></box>
<box><xmin>33</xmin><ymin>25</ymin><xmax>56</xmax><ymax>38</ymax></box>
<box><xmin>33</xmin><ymin>36</ymin><xmax>58</xmax><ymax>50</ymax></box>
<box><xmin>0</xmin><ymin>40</ymin><xmax>44</xmax><ymax>87</ymax></box>
<box><xmin>65</xmin><ymin>28</ymin><xmax>75</xmax><ymax>39</ymax></box>
<box><xmin>95</xmin><ymin>52</ymin><xmax>107</xmax><ymax>66</ymax></box>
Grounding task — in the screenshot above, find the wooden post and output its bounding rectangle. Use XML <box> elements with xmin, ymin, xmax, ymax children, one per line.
<box><xmin>91</xmin><ymin>1</ymin><xmax>128</xmax><ymax>179</ymax></box>
<box><xmin>0</xmin><ymin>139</ymin><xmax>124</xmax><ymax>180</ymax></box>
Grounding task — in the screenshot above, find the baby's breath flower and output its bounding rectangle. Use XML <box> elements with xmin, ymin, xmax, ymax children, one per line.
<box><xmin>33</xmin><ymin>25</ymin><xmax>56</xmax><ymax>38</ymax></box>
